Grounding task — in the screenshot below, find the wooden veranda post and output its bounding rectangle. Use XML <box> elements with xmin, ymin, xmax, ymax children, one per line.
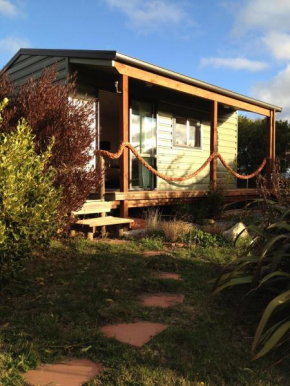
<box><xmin>98</xmin><ymin>155</ymin><xmax>106</xmax><ymax>237</ymax></box>
<box><xmin>119</xmin><ymin>74</ymin><xmax>129</xmax><ymax>218</ymax></box>
<box><xmin>210</xmin><ymin>100</ymin><xmax>218</xmax><ymax>190</ymax></box>
<box><xmin>272</xmin><ymin>109</ymin><xmax>276</xmax><ymax>175</ymax></box>
<box><xmin>266</xmin><ymin>110</ymin><xmax>276</xmax><ymax>188</ymax></box>
<box><xmin>98</xmin><ymin>155</ymin><xmax>105</xmax><ymax>201</ymax></box>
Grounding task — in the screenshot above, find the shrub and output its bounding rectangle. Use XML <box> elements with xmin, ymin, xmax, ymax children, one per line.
<box><xmin>175</xmin><ymin>178</ymin><xmax>228</xmax><ymax>222</ymax></box>
<box><xmin>189</xmin><ymin>228</ymin><xmax>228</xmax><ymax>247</ymax></box>
<box><xmin>0</xmin><ymin>102</ymin><xmax>62</xmax><ymax>281</ymax></box>
<box><xmin>0</xmin><ymin>68</ymin><xmax>101</xmax><ymax>219</ymax></box>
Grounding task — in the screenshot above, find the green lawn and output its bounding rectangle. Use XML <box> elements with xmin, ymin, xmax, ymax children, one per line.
<box><xmin>0</xmin><ymin>238</ymin><xmax>290</xmax><ymax>385</ymax></box>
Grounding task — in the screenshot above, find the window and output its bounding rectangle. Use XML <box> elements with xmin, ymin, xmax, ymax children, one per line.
<box><xmin>173</xmin><ymin>117</ymin><xmax>201</xmax><ymax>148</ymax></box>
<box><xmin>130</xmin><ymin>100</ymin><xmax>156</xmax><ymax>189</ymax></box>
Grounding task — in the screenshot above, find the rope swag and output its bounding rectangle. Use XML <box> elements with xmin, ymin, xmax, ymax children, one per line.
<box><xmin>98</xmin><ymin>142</ymin><xmax>268</xmax><ymax>182</ymax></box>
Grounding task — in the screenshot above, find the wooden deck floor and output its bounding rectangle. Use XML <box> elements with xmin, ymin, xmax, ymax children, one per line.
<box><xmin>105</xmin><ymin>189</ymin><xmax>261</xmax><ymax>209</ymax></box>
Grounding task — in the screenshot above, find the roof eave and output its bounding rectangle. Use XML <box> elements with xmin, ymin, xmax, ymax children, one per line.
<box><xmin>2</xmin><ymin>48</ymin><xmax>283</xmax><ymax>114</ymax></box>
<box><xmin>2</xmin><ymin>48</ymin><xmax>118</xmax><ymax>73</ymax></box>
<box><xmin>115</xmin><ymin>52</ymin><xmax>282</xmax><ymax>113</ymax></box>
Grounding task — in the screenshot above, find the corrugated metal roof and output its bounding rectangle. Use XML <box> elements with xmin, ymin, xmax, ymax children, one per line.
<box><xmin>2</xmin><ymin>48</ymin><xmax>282</xmax><ymax>113</ymax></box>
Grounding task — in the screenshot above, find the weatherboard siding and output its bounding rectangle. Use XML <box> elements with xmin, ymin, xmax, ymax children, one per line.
<box><xmin>6</xmin><ymin>54</ymin><xmax>68</xmax><ymax>86</ymax></box>
<box><xmin>156</xmin><ymin>109</ymin><xmax>238</xmax><ymax>191</ymax></box>
<box><xmin>156</xmin><ymin>111</ymin><xmax>211</xmax><ymax>191</ymax></box>
<box><xmin>217</xmin><ymin>111</ymin><xmax>238</xmax><ymax>189</ymax></box>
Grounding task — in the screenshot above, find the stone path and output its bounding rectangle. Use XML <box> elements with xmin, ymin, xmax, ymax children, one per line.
<box><xmin>140</xmin><ymin>293</ymin><xmax>184</xmax><ymax>308</ymax></box>
<box><xmin>150</xmin><ymin>271</ymin><xmax>182</xmax><ymax>280</ymax></box>
<box><xmin>101</xmin><ymin>322</ymin><xmax>168</xmax><ymax>347</ymax></box>
<box><xmin>23</xmin><ymin>250</ymin><xmax>184</xmax><ymax>385</ymax></box>
<box><xmin>24</xmin><ymin>359</ymin><xmax>103</xmax><ymax>386</ymax></box>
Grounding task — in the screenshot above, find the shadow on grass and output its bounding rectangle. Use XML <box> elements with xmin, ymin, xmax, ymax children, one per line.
<box><xmin>1</xmin><ymin>238</ymin><xmax>290</xmax><ymax>385</ymax></box>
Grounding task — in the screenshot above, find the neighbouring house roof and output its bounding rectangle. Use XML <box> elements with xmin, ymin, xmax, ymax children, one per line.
<box><xmin>2</xmin><ymin>48</ymin><xmax>283</xmax><ymax>113</ymax></box>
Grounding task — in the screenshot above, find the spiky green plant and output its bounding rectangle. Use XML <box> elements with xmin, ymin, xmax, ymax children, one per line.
<box><xmin>213</xmin><ymin>202</ymin><xmax>290</xmax><ymax>359</ymax></box>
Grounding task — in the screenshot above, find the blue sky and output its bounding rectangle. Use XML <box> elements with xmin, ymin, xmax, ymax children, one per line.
<box><xmin>1</xmin><ymin>0</ymin><xmax>290</xmax><ymax>119</ymax></box>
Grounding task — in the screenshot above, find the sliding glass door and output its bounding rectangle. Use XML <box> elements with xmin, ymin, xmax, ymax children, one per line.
<box><xmin>130</xmin><ymin>100</ymin><xmax>156</xmax><ymax>189</ymax></box>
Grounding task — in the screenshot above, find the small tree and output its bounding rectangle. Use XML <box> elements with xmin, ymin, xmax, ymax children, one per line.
<box><xmin>0</xmin><ymin>68</ymin><xmax>101</xmax><ymax>219</ymax></box>
<box><xmin>0</xmin><ymin>100</ymin><xmax>62</xmax><ymax>281</ymax></box>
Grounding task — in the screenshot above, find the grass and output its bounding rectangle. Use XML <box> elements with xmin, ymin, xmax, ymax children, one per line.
<box><xmin>1</xmin><ymin>237</ymin><xmax>290</xmax><ymax>385</ymax></box>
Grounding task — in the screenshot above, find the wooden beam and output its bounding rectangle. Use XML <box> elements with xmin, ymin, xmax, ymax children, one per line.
<box><xmin>106</xmin><ymin>188</ymin><xmax>261</xmax><ymax>202</ymax></box>
<box><xmin>119</xmin><ymin>74</ymin><xmax>129</xmax><ymax>218</ymax></box>
<box><xmin>114</xmin><ymin>62</ymin><xmax>271</xmax><ymax>117</ymax></box>
<box><xmin>266</xmin><ymin>111</ymin><xmax>274</xmax><ymax>188</ymax></box>
<box><xmin>107</xmin><ymin>188</ymin><xmax>262</xmax><ymax>209</ymax></box>
<box><xmin>272</xmin><ymin>109</ymin><xmax>276</xmax><ymax>168</ymax></box>
<box><xmin>210</xmin><ymin>101</ymin><xmax>218</xmax><ymax>190</ymax></box>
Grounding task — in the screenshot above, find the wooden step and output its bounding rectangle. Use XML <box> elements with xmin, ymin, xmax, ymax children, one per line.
<box><xmin>73</xmin><ymin>200</ymin><xmax>111</xmax><ymax>215</ymax></box>
<box><xmin>72</xmin><ymin>216</ymin><xmax>134</xmax><ymax>240</ymax></box>
<box><xmin>76</xmin><ymin>216</ymin><xmax>134</xmax><ymax>227</ymax></box>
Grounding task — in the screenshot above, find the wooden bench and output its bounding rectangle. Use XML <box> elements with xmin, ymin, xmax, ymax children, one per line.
<box><xmin>71</xmin><ymin>200</ymin><xmax>134</xmax><ymax>240</ymax></box>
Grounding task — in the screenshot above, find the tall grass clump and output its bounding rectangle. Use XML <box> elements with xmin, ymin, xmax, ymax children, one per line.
<box><xmin>145</xmin><ymin>208</ymin><xmax>162</xmax><ymax>235</ymax></box>
<box><xmin>160</xmin><ymin>219</ymin><xmax>191</xmax><ymax>242</ymax></box>
<box><xmin>145</xmin><ymin>208</ymin><xmax>191</xmax><ymax>242</ymax></box>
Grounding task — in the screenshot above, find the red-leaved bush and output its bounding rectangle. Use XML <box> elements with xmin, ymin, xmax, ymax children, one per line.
<box><xmin>0</xmin><ymin>67</ymin><xmax>101</xmax><ymax>220</ymax></box>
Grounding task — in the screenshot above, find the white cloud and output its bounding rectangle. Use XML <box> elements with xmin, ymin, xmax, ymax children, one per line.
<box><xmin>103</xmin><ymin>0</ymin><xmax>190</xmax><ymax>34</ymax></box>
<box><xmin>0</xmin><ymin>36</ymin><xmax>31</xmax><ymax>55</ymax></box>
<box><xmin>263</xmin><ymin>32</ymin><xmax>290</xmax><ymax>61</ymax></box>
<box><xmin>200</xmin><ymin>57</ymin><xmax>268</xmax><ymax>72</ymax></box>
<box><xmin>252</xmin><ymin>65</ymin><xmax>290</xmax><ymax>120</ymax></box>
<box><xmin>0</xmin><ymin>0</ymin><xmax>20</xmax><ymax>17</ymax></box>
<box><xmin>234</xmin><ymin>0</ymin><xmax>290</xmax><ymax>35</ymax></box>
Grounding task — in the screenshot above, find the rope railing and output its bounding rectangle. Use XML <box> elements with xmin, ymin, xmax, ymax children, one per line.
<box><xmin>98</xmin><ymin>142</ymin><xmax>268</xmax><ymax>182</ymax></box>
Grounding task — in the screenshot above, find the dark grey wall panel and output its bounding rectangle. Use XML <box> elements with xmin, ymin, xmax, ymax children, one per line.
<box><xmin>9</xmin><ymin>55</ymin><xmax>48</xmax><ymax>75</ymax></box>
<box><xmin>7</xmin><ymin>54</ymin><xmax>68</xmax><ymax>86</ymax></box>
<box><xmin>13</xmin><ymin>54</ymin><xmax>31</xmax><ymax>65</ymax></box>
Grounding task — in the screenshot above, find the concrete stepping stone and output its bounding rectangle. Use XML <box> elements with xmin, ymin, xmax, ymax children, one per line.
<box><xmin>140</xmin><ymin>293</ymin><xmax>184</xmax><ymax>308</ymax></box>
<box><xmin>150</xmin><ymin>271</ymin><xmax>182</xmax><ymax>281</ymax></box>
<box><xmin>101</xmin><ymin>321</ymin><xmax>168</xmax><ymax>347</ymax></box>
<box><xmin>143</xmin><ymin>250</ymin><xmax>170</xmax><ymax>257</ymax></box>
<box><xmin>23</xmin><ymin>359</ymin><xmax>102</xmax><ymax>386</ymax></box>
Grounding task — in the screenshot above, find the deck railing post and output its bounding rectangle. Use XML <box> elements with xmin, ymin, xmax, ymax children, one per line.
<box><xmin>97</xmin><ymin>154</ymin><xmax>106</xmax><ymax>237</ymax></box>
<box><xmin>210</xmin><ymin>100</ymin><xmax>218</xmax><ymax>190</ymax></box>
<box><xmin>98</xmin><ymin>155</ymin><xmax>105</xmax><ymax>201</ymax></box>
<box><xmin>119</xmin><ymin>74</ymin><xmax>129</xmax><ymax>218</ymax></box>
<box><xmin>266</xmin><ymin>110</ymin><xmax>275</xmax><ymax>188</ymax></box>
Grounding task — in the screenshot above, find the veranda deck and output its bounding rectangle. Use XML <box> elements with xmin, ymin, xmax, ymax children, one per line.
<box><xmin>105</xmin><ymin>188</ymin><xmax>261</xmax><ymax>209</ymax></box>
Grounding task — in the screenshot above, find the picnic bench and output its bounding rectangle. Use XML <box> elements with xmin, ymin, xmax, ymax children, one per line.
<box><xmin>71</xmin><ymin>200</ymin><xmax>134</xmax><ymax>240</ymax></box>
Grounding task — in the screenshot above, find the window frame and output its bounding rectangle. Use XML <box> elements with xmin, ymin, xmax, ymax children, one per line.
<box><xmin>129</xmin><ymin>99</ymin><xmax>157</xmax><ymax>190</ymax></box>
<box><xmin>173</xmin><ymin>116</ymin><xmax>202</xmax><ymax>150</ymax></box>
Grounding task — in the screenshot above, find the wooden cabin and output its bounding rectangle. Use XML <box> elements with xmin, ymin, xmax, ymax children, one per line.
<box><xmin>3</xmin><ymin>49</ymin><xmax>282</xmax><ymax>218</ymax></box>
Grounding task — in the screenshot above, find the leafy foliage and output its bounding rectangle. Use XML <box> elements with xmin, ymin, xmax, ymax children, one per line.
<box><xmin>0</xmin><ymin>68</ymin><xmax>101</xmax><ymax>219</ymax></box>
<box><xmin>238</xmin><ymin>115</ymin><xmax>290</xmax><ymax>175</ymax></box>
<box><xmin>213</xmin><ymin>201</ymin><xmax>290</xmax><ymax>359</ymax></box>
<box><xmin>206</xmin><ymin>182</ymin><xmax>226</xmax><ymax>218</ymax></box>
<box><xmin>0</xmin><ymin>102</ymin><xmax>62</xmax><ymax>281</ymax></box>
<box><xmin>189</xmin><ymin>228</ymin><xmax>229</xmax><ymax>247</ymax></box>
